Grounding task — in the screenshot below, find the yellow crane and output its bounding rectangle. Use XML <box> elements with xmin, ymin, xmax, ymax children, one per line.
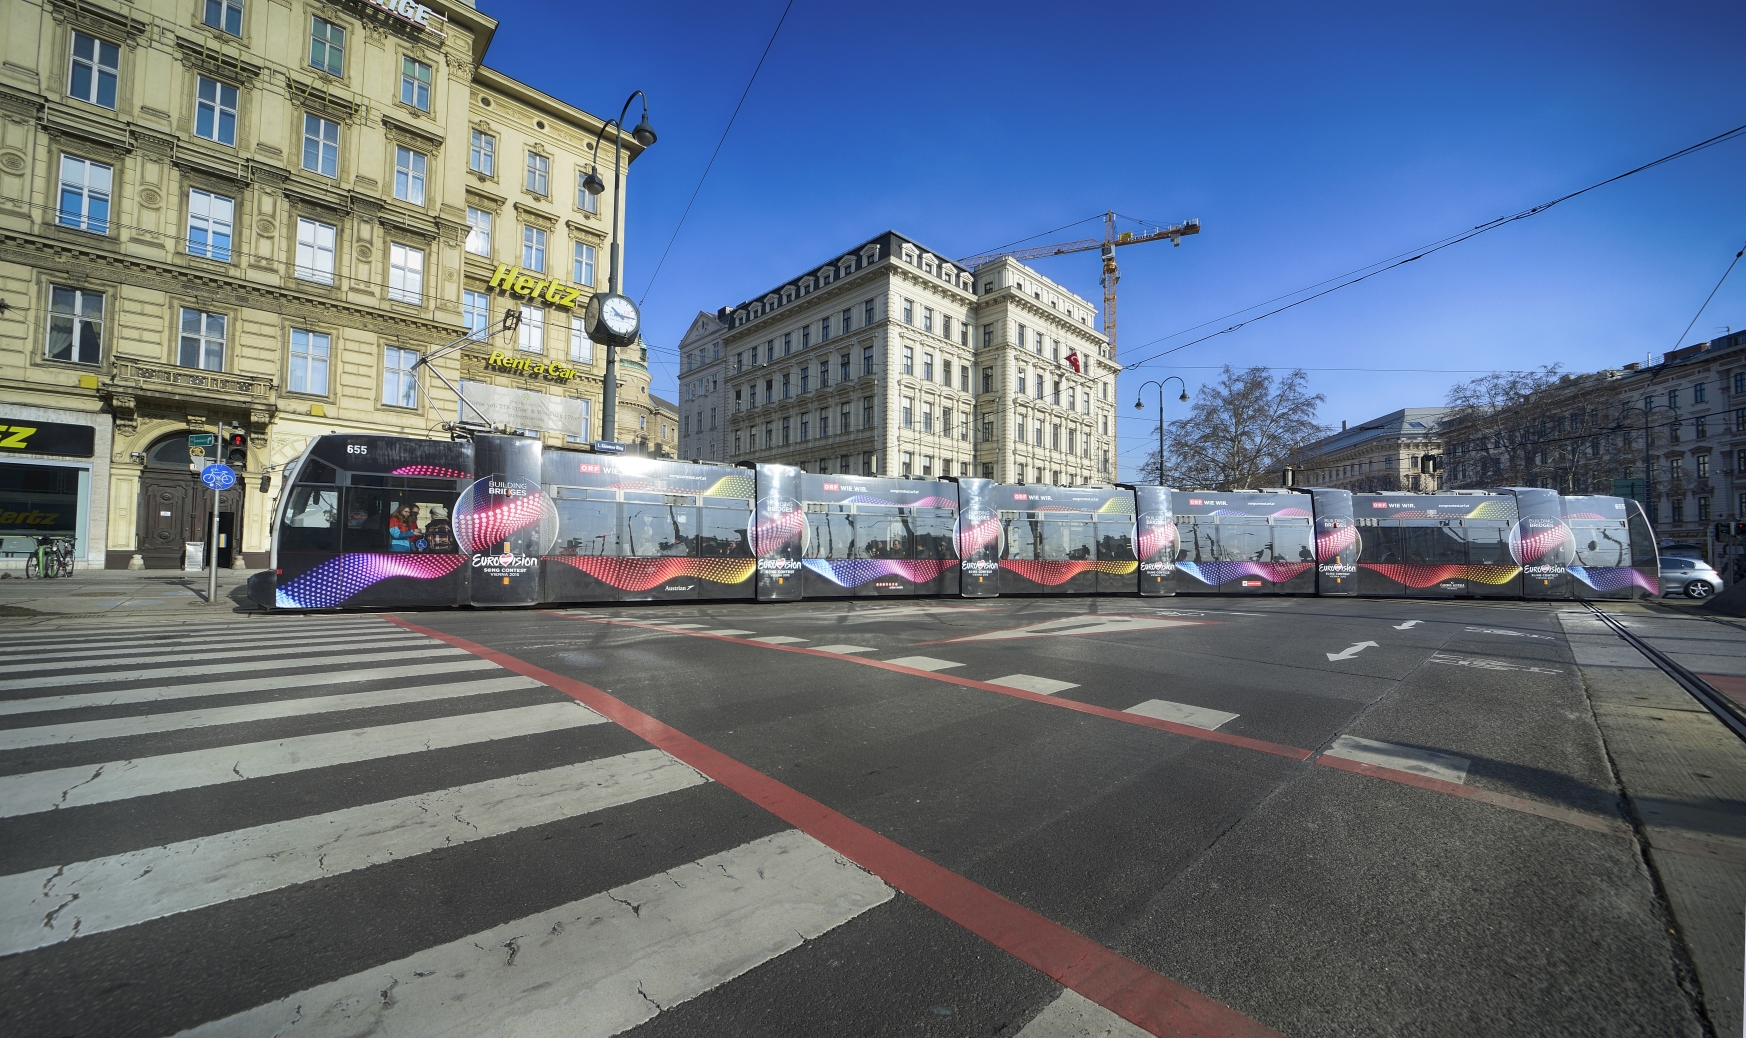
<box><xmin>957</xmin><ymin>212</ymin><xmax>1199</xmax><ymax>358</ymax></box>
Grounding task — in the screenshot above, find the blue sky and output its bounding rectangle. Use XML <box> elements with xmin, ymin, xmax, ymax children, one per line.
<box><xmin>483</xmin><ymin>1</ymin><xmax>1746</xmax><ymax>480</ymax></box>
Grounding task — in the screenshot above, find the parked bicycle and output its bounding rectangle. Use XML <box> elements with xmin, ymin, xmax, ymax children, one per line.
<box><xmin>25</xmin><ymin>536</ymin><xmax>75</xmax><ymax>579</ymax></box>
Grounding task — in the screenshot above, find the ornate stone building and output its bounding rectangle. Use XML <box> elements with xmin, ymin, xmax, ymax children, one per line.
<box><xmin>679</xmin><ymin>231</ymin><xmax>1119</xmax><ymax>485</ymax></box>
<box><xmin>0</xmin><ymin>0</ymin><xmax>650</xmax><ymax>568</ymax></box>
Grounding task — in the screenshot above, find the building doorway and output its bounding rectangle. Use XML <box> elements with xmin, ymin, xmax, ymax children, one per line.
<box><xmin>137</xmin><ymin>433</ymin><xmax>242</xmax><ymax>569</ymax></box>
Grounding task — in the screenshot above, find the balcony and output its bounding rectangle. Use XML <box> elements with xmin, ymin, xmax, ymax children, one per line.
<box><xmin>100</xmin><ymin>356</ymin><xmax>276</xmax><ymax>435</ymax></box>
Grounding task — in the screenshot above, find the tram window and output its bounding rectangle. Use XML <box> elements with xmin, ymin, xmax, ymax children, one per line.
<box><xmin>804</xmin><ymin>511</ymin><xmax>854</xmax><ymax>559</ymax></box>
<box><xmin>859</xmin><ymin>514</ymin><xmax>912</xmax><ymax>559</ymax></box>
<box><xmin>280</xmin><ymin>485</ymin><xmax>339</xmax><ymax>552</ymax></box>
<box><xmin>341</xmin><ymin>488</ymin><xmax>457</xmax><ymax>553</ymax></box>
<box><xmin>1572</xmin><ymin>522</ymin><xmax>1629</xmax><ymax>567</ymax></box>
<box><xmin>623</xmin><ymin>504</ymin><xmax>693</xmax><ymax>557</ymax></box>
<box><xmin>1096</xmin><ymin>519</ymin><xmax>1135</xmax><ymax>562</ymax></box>
<box><xmin>1273</xmin><ymin>522</ymin><xmax>1315</xmax><ymax>564</ymax></box>
<box><xmin>1219</xmin><ymin>521</ymin><xmax>1274</xmax><ymax>563</ymax></box>
<box><xmin>553</xmin><ymin>499</ymin><xmax>615</xmax><ymax>556</ymax></box>
<box><xmin>1043</xmin><ymin>520</ymin><xmax>1095</xmax><ymax>562</ymax></box>
<box><xmin>1466</xmin><ymin>524</ymin><xmax>1511</xmax><ymax>567</ymax></box>
<box><xmin>1626</xmin><ymin>508</ymin><xmax>1656</xmax><ymax>567</ymax></box>
<box><xmin>697</xmin><ymin>507</ymin><xmax>751</xmax><ymax>557</ymax></box>
<box><xmin>300</xmin><ymin>457</ymin><xmax>339</xmax><ymax>484</ymax></box>
<box><xmin>1003</xmin><ymin>517</ymin><xmax>1042</xmax><ymax>560</ymax></box>
<box><xmin>912</xmin><ymin>510</ymin><xmax>956</xmax><ymax>559</ymax></box>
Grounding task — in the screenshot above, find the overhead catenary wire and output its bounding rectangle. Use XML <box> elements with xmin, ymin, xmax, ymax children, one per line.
<box><xmin>1116</xmin><ymin>120</ymin><xmax>1746</xmax><ymax>374</ymax></box>
<box><xmin>1671</xmin><ymin>237</ymin><xmax>1746</xmax><ymax>351</ymax></box>
<box><xmin>637</xmin><ymin>0</ymin><xmax>795</xmax><ymax>308</ymax></box>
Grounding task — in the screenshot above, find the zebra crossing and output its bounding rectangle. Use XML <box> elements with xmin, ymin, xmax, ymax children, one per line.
<box><xmin>0</xmin><ymin>615</ymin><xmax>902</xmax><ymax>1037</ymax></box>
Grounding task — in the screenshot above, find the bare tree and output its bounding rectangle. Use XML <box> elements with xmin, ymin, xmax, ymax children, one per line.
<box><xmin>1441</xmin><ymin>364</ymin><xmax>1646</xmax><ymax>494</ymax></box>
<box><xmin>1142</xmin><ymin>366</ymin><xmax>1332</xmax><ymax>489</ymax></box>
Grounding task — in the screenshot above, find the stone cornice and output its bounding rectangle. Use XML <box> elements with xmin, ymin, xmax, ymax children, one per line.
<box><xmin>1</xmin><ymin>233</ymin><xmax>463</xmax><ymax>343</ymax></box>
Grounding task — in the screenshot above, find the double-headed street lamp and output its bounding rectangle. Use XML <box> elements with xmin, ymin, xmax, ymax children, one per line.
<box><xmin>1134</xmin><ymin>377</ymin><xmax>1189</xmax><ymax>485</ymax></box>
<box><xmin>580</xmin><ymin>92</ymin><xmax>657</xmax><ymax>445</ymax></box>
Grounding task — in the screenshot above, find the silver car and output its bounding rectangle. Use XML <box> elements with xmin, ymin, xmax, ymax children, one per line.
<box><xmin>1658</xmin><ymin>556</ymin><xmax>1725</xmax><ymax>599</ymax></box>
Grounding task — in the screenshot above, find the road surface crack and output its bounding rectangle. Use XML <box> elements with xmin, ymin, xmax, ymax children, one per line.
<box><xmin>378</xmin><ymin>976</ymin><xmax>398</xmax><ymax>1008</ymax></box>
<box><xmin>57</xmin><ymin>764</ymin><xmax>105</xmax><ymax>805</ymax></box>
<box><xmin>636</xmin><ymin>983</ymin><xmax>663</xmax><ymax>1012</ymax></box>
<box><xmin>607</xmin><ymin>893</ymin><xmax>642</xmax><ymax>917</ymax></box>
<box><xmin>42</xmin><ymin>893</ymin><xmax>78</xmax><ymax>930</ymax></box>
<box><xmin>41</xmin><ymin>865</ymin><xmax>64</xmax><ymax>894</ymax></box>
<box><xmin>502</xmin><ymin>936</ymin><xmax>523</xmax><ymax>967</ymax></box>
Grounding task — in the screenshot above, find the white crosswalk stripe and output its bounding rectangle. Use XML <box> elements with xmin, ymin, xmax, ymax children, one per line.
<box><xmin>174</xmin><ymin>830</ymin><xmax>892</xmax><ymax>1038</ymax></box>
<box><xmin>0</xmin><ymin>659</ymin><xmax>501</xmax><ymax>716</ymax></box>
<box><xmin>0</xmin><ymin>634</ymin><xmax>429</xmax><ymax>675</ymax></box>
<box><xmin>0</xmin><ymin>646</ymin><xmax>468</xmax><ymax>691</ymax></box>
<box><xmin>0</xmin><ymin>749</ymin><xmax>706</xmax><ymax>956</ymax></box>
<box><xmin>1123</xmin><ymin>699</ymin><xmax>1240</xmax><ymax>730</ymax></box>
<box><xmin>0</xmin><ymin>615</ymin><xmax>903</xmax><ymax>1037</ymax></box>
<box><xmin>0</xmin><ymin>675</ymin><xmax>543</xmax><ymax>749</ymax></box>
<box><xmin>0</xmin><ymin>702</ymin><xmax>605</xmax><ymax>817</ymax></box>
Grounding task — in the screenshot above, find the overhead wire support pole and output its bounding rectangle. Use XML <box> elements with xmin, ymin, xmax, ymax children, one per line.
<box><xmin>413</xmin><ymin>309</ymin><xmax>522</xmax><ymax>432</ymax></box>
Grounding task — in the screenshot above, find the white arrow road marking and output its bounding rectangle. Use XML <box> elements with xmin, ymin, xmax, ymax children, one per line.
<box><xmin>1393</xmin><ymin>621</ymin><xmax>1422</xmax><ymax>630</ymax></box>
<box><xmin>945</xmin><ymin>615</ymin><xmax>1201</xmax><ymax>642</ymax></box>
<box><xmin>1326</xmin><ymin>640</ymin><xmax>1380</xmax><ymax>661</ymax></box>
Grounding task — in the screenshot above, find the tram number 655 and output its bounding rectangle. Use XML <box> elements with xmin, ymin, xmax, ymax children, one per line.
<box><xmin>346</xmin><ymin>444</ymin><xmax>369</xmax><ymax>455</ymax></box>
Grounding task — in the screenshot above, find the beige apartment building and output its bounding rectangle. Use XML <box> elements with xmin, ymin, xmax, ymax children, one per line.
<box><xmin>679</xmin><ymin>231</ymin><xmax>1119</xmax><ymax>484</ymax></box>
<box><xmin>0</xmin><ymin>0</ymin><xmax>652</xmax><ymax>568</ymax></box>
<box><xmin>1293</xmin><ymin>408</ymin><xmax>1449</xmax><ymax>493</ymax></box>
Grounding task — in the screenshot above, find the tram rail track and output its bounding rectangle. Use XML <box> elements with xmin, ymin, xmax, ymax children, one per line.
<box><xmin>1582</xmin><ymin>599</ymin><xmax>1746</xmax><ymax>745</ymax></box>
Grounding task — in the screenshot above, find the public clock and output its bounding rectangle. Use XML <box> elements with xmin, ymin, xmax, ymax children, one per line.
<box><xmin>585</xmin><ymin>292</ymin><xmax>641</xmax><ymax>348</ymax></box>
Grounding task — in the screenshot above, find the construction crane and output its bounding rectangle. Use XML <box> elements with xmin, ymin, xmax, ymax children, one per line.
<box><xmin>956</xmin><ymin>212</ymin><xmax>1199</xmax><ymax>358</ymax></box>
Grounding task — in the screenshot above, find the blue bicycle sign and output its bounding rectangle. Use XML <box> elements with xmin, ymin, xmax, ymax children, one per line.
<box><xmin>200</xmin><ymin>463</ymin><xmax>237</xmax><ymax>490</ymax></box>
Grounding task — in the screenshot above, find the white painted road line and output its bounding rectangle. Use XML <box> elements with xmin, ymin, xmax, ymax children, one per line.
<box><xmin>1123</xmin><ymin>699</ymin><xmax>1240</xmax><ymax>730</ymax></box>
<box><xmin>883</xmin><ymin>656</ymin><xmax>964</xmax><ymax>672</ymax></box>
<box><xmin>747</xmin><ymin>635</ymin><xmax>808</xmax><ymax>644</ymax></box>
<box><xmin>649</xmin><ymin>623</ymin><xmax>709</xmax><ymax>629</ymax></box>
<box><xmin>1393</xmin><ymin>620</ymin><xmax>1423</xmax><ymax>630</ymax></box>
<box><xmin>1463</xmin><ymin>627</ymin><xmax>1554</xmax><ymax>640</ymax></box>
<box><xmin>1324</xmin><ymin>734</ymin><xmax>1470</xmax><ymax>784</ymax></box>
<box><xmin>0</xmin><ymin>659</ymin><xmax>501</xmax><ymax>717</ymax></box>
<box><xmin>987</xmin><ymin>674</ymin><xmax>1080</xmax><ymax>696</ymax></box>
<box><xmin>0</xmin><ymin>631</ymin><xmax>427</xmax><ymax>666</ymax></box>
<box><xmin>810</xmin><ymin>644</ymin><xmax>876</xmax><ymax>654</ymax></box>
<box><xmin>0</xmin><ymin>749</ymin><xmax>705</xmax><ymax>956</ymax></box>
<box><xmin>1016</xmin><ymin>989</ymin><xmax>1153</xmax><ymax>1038</ymax></box>
<box><xmin>946</xmin><ymin>615</ymin><xmax>1201</xmax><ymax>642</ymax></box>
<box><xmin>0</xmin><ymin>676</ymin><xmax>545</xmax><ymax>750</ymax></box>
<box><xmin>0</xmin><ymin>635</ymin><xmax>430</xmax><ymax>676</ymax></box>
<box><xmin>175</xmin><ymin>829</ymin><xmax>893</xmax><ymax>1038</ymax></box>
<box><xmin>1427</xmin><ymin>652</ymin><xmax>1560</xmax><ymax>674</ymax></box>
<box><xmin>0</xmin><ymin>619</ymin><xmax>394</xmax><ymax>655</ymax></box>
<box><xmin>0</xmin><ymin>647</ymin><xmax>469</xmax><ymax>691</ymax></box>
<box><xmin>0</xmin><ymin>702</ymin><xmax>606</xmax><ymax>818</ymax></box>
<box><xmin>697</xmin><ymin>629</ymin><xmax>755</xmax><ymax>636</ymax></box>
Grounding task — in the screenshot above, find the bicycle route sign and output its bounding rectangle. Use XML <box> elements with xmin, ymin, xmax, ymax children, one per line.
<box><xmin>200</xmin><ymin>463</ymin><xmax>237</xmax><ymax>490</ymax></box>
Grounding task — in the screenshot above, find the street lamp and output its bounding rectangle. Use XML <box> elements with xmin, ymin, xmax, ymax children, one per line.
<box><xmin>581</xmin><ymin>91</ymin><xmax>656</xmax><ymax>445</ymax></box>
<box><xmin>1608</xmin><ymin>402</ymin><xmax>1656</xmax><ymax>528</ymax></box>
<box><xmin>1134</xmin><ymin>377</ymin><xmax>1189</xmax><ymax>485</ymax></box>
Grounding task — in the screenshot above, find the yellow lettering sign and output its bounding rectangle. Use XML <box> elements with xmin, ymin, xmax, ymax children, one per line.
<box><xmin>483</xmin><ymin>266</ymin><xmax>584</xmax><ymax>309</ymax></box>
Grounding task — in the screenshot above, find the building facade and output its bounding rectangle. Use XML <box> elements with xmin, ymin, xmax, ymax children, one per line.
<box><xmin>1293</xmin><ymin>408</ymin><xmax>1449</xmax><ymax>493</ymax></box>
<box><xmin>0</xmin><ymin>0</ymin><xmax>651</xmax><ymax>568</ymax></box>
<box><xmin>680</xmin><ymin>231</ymin><xmax>1119</xmax><ymax>484</ymax></box>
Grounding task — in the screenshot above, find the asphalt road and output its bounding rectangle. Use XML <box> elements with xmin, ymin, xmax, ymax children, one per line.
<box><xmin>0</xmin><ymin>595</ymin><xmax>1730</xmax><ymax>1037</ymax></box>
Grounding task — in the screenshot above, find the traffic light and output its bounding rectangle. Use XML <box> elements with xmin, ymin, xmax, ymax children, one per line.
<box><xmin>225</xmin><ymin>431</ymin><xmax>247</xmax><ymax>467</ymax></box>
<box><xmin>1420</xmin><ymin>455</ymin><xmax>1442</xmax><ymax>474</ymax></box>
<box><xmin>1736</xmin><ymin>522</ymin><xmax>1746</xmax><ymax>537</ymax></box>
<box><xmin>1717</xmin><ymin>523</ymin><xmax>1731</xmax><ymax>542</ymax></box>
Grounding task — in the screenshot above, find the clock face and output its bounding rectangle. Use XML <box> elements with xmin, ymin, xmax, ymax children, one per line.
<box><xmin>602</xmin><ymin>295</ymin><xmax>639</xmax><ymax>336</ymax></box>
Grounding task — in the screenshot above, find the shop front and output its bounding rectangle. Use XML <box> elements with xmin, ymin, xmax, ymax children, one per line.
<box><xmin>0</xmin><ymin>407</ymin><xmax>111</xmax><ymax>569</ymax></box>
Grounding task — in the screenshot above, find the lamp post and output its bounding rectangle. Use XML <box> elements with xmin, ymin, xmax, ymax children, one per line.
<box><xmin>1610</xmin><ymin>402</ymin><xmax>1656</xmax><ymax>529</ymax></box>
<box><xmin>1133</xmin><ymin>377</ymin><xmax>1189</xmax><ymax>485</ymax></box>
<box><xmin>581</xmin><ymin>92</ymin><xmax>656</xmax><ymax>445</ymax></box>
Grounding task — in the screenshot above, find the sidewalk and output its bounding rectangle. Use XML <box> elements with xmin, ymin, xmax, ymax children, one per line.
<box><xmin>0</xmin><ymin>567</ymin><xmax>266</xmax><ymax>618</ymax></box>
<box><xmin>1561</xmin><ymin>600</ymin><xmax>1746</xmax><ymax>1038</ymax></box>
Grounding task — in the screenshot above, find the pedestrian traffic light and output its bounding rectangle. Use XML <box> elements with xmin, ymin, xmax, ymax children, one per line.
<box><xmin>1717</xmin><ymin>522</ymin><xmax>1731</xmax><ymax>541</ymax></box>
<box><xmin>1735</xmin><ymin>522</ymin><xmax>1746</xmax><ymax>537</ymax></box>
<box><xmin>225</xmin><ymin>431</ymin><xmax>247</xmax><ymax>467</ymax></box>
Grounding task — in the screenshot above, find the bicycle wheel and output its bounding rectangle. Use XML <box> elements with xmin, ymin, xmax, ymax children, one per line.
<box><xmin>55</xmin><ymin>551</ymin><xmax>74</xmax><ymax>578</ymax></box>
<box><xmin>24</xmin><ymin>553</ymin><xmax>39</xmax><ymax>579</ymax></box>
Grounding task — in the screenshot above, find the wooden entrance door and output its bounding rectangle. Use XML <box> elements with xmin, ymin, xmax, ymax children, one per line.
<box><xmin>137</xmin><ymin>475</ymin><xmax>243</xmax><ymax>568</ymax></box>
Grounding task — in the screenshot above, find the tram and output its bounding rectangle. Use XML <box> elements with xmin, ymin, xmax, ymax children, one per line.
<box><xmin>265</xmin><ymin>433</ymin><xmax>1658</xmax><ymax>610</ymax></box>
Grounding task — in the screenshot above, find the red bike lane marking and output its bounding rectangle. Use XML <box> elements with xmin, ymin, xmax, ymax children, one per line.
<box><xmin>386</xmin><ymin>613</ymin><xmax>1284</xmax><ymax>1038</ymax></box>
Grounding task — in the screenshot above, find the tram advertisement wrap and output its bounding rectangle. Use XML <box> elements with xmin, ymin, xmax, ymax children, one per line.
<box><xmin>1133</xmin><ymin>485</ymin><xmax>1177</xmax><ymax>597</ymax></box>
<box><xmin>455</xmin><ymin>473</ymin><xmax>558</xmax><ymax>605</ymax></box>
<box><xmin>1511</xmin><ymin>488</ymin><xmax>1573</xmax><ymax>598</ymax></box>
<box><xmin>538</xmin><ymin>454</ymin><xmax>757</xmax><ymax>602</ymax></box>
<box><xmin>956</xmin><ymin>479</ymin><xmax>1001</xmax><ymax>597</ymax></box>
<box><xmin>1171</xmin><ymin>492</ymin><xmax>1316</xmax><ymax>594</ymax></box>
<box><xmin>753</xmin><ymin>465</ymin><xmax>805</xmax><ymax>600</ymax></box>
<box><xmin>797</xmin><ymin>474</ymin><xmax>960</xmax><ymax>598</ymax></box>
<box><xmin>1561</xmin><ymin>494</ymin><xmax>1653</xmax><ymax>598</ymax></box>
<box><xmin>988</xmin><ymin>485</ymin><xmax>1137</xmax><ymax>595</ymax></box>
<box><xmin>1306</xmin><ymin>489</ymin><xmax>1357</xmax><ymax>595</ymax></box>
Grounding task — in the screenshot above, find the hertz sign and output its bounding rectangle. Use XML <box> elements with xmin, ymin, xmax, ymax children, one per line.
<box><xmin>0</xmin><ymin>421</ymin><xmax>95</xmax><ymax>458</ymax></box>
